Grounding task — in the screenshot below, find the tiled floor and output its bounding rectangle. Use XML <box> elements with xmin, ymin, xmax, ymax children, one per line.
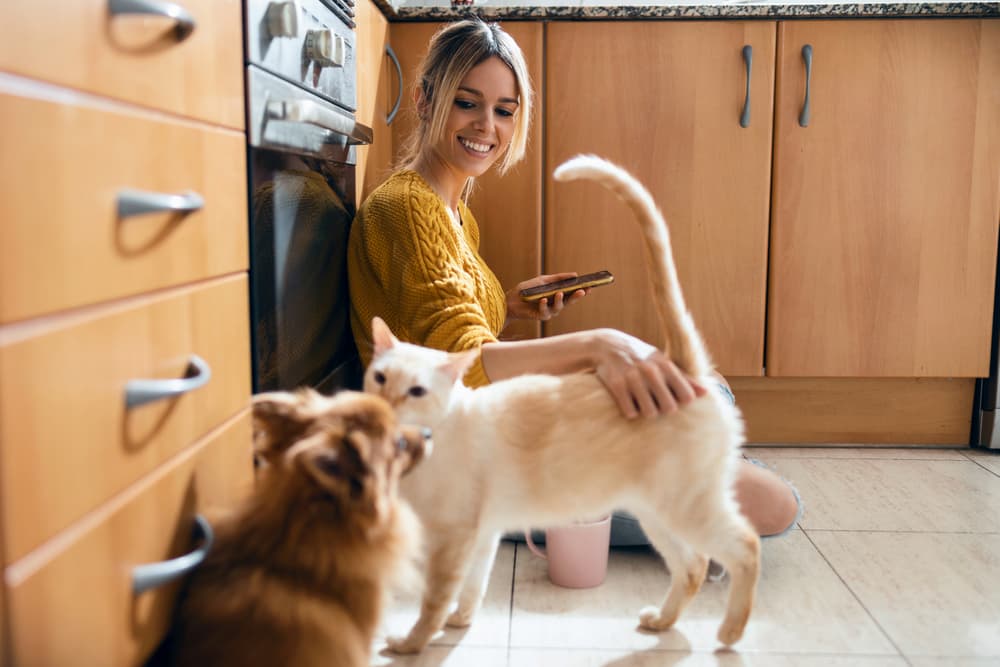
<box><xmin>372</xmin><ymin>447</ymin><xmax>1000</xmax><ymax>666</ymax></box>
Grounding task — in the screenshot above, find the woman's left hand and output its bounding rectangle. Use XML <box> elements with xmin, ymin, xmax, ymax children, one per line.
<box><xmin>506</xmin><ymin>273</ymin><xmax>589</xmax><ymax>322</ymax></box>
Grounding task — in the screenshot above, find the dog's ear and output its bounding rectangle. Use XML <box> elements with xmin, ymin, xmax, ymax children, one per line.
<box><xmin>371</xmin><ymin>316</ymin><xmax>399</xmax><ymax>356</ymax></box>
<box><xmin>252</xmin><ymin>389</ymin><xmax>322</xmax><ymax>462</ymax></box>
<box><xmin>295</xmin><ymin>432</ymin><xmax>381</xmax><ymax>519</ymax></box>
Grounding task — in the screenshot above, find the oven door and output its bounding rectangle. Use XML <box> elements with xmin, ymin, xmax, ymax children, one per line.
<box><xmin>247</xmin><ymin>65</ymin><xmax>372</xmax><ymax>394</ymax></box>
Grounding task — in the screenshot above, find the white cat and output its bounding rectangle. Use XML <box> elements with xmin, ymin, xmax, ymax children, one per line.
<box><xmin>364</xmin><ymin>155</ymin><xmax>759</xmax><ymax>651</ymax></box>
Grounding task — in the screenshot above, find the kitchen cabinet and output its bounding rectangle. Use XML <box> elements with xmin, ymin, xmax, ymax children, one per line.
<box><xmin>356</xmin><ymin>0</ymin><xmax>394</xmax><ymax>206</ymax></box>
<box><xmin>545</xmin><ymin>21</ymin><xmax>776</xmax><ymax>376</ymax></box>
<box><xmin>370</xmin><ymin>21</ymin><xmax>545</xmax><ymax>342</ymax></box>
<box><xmin>0</xmin><ymin>0</ymin><xmax>253</xmax><ymax>662</ymax></box>
<box><xmin>768</xmin><ymin>19</ymin><xmax>1000</xmax><ymax>377</ymax></box>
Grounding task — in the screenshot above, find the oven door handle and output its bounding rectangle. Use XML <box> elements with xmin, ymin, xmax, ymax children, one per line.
<box><xmin>267</xmin><ymin>99</ymin><xmax>373</xmax><ymax>146</ymax></box>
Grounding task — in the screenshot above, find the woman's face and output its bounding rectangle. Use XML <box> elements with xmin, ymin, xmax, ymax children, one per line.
<box><xmin>431</xmin><ymin>56</ymin><xmax>519</xmax><ymax>180</ymax></box>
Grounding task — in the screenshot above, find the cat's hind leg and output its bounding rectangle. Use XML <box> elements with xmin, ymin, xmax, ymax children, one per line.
<box><xmin>386</xmin><ymin>531</ymin><xmax>479</xmax><ymax>654</ymax></box>
<box><xmin>671</xmin><ymin>502</ymin><xmax>760</xmax><ymax>646</ymax></box>
<box><xmin>446</xmin><ymin>530</ymin><xmax>501</xmax><ymax>628</ymax></box>
<box><xmin>629</xmin><ymin>509</ymin><xmax>708</xmax><ymax>633</ymax></box>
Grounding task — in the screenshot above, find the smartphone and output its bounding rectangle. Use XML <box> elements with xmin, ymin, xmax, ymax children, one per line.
<box><xmin>519</xmin><ymin>270</ymin><xmax>615</xmax><ymax>302</ymax></box>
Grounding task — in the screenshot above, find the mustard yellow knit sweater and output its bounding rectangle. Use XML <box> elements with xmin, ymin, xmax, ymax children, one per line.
<box><xmin>348</xmin><ymin>170</ymin><xmax>506</xmax><ymax>387</ymax></box>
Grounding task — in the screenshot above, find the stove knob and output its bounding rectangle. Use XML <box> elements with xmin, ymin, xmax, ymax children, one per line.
<box><xmin>265</xmin><ymin>1</ymin><xmax>299</xmax><ymax>38</ymax></box>
<box><xmin>305</xmin><ymin>29</ymin><xmax>345</xmax><ymax>68</ymax></box>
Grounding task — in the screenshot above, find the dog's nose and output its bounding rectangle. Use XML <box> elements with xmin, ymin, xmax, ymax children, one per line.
<box><xmin>421</xmin><ymin>427</ymin><xmax>432</xmax><ymax>440</ymax></box>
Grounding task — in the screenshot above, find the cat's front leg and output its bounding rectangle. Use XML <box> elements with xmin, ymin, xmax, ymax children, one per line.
<box><xmin>446</xmin><ymin>531</ymin><xmax>500</xmax><ymax>628</ymax></box>
<box><xmin>386</xmin><ymin>534</ymin><xmax>477</xmax><ymax>654</ymax></box>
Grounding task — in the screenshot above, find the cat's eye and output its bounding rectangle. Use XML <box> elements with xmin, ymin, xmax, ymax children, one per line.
<box><xmin>408</xmin><ymin>386</ymin><xmax>426</xmax><ymax>398</ymax></box>
<box><xmin>373</xmin><ymin>371</ymin><xmax>386</xmax><ymax>385</ymax></box>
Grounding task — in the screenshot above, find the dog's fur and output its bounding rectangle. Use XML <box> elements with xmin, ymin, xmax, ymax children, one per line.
<box><xmin>364</xmin><ymin>155</ymin><xmax>760</xmax><ymax>652</ymax></box>
<box><xmin>168</xmin><ymin>389</ymin><xmax>429</xmax><ymax>667</ymax></box>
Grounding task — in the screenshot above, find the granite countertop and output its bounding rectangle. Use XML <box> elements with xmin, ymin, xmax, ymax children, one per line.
<box><xmin>376</xmin><ymin>0</ymin><xmax>999</xmax><ymax>20</ymax></box>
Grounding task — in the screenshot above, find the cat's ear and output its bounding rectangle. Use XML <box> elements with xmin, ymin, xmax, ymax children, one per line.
<box><xmin>252</xmin><ymin>388</ymin><xmax>321</xmax><ymax>462</ymax></box>
<box><xmin>443</xmin><ymin>349</ymin><xmax>479</xmax><ymax>383</ymax></box>
<box><xmin>371</xmin><ymin>316</ymin><xmax>399</xmax><ymax>356</ymax></box>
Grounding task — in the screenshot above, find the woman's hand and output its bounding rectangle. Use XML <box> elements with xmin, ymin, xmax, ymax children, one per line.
<box><xmin>505</xmin><ymin>273</ymin><xmax>589</xmax><ymax>322</ymax></box>
<box><xmin>589</xmin><ymin>329</ymin><xmax>707</xmax><ymax>419</ymax></box>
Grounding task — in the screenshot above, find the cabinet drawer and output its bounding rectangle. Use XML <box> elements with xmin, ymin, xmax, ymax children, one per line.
<box><xmin>0</xmin><ymin>0</ymin><xmax>243</xmax><ymax>129</ymax></box>
<box><xmin>4</xmin><ymin>410</ymin><xmax>254</xmax><ymax>667</ymax></box>
<box><xmin>0</xmin><ymin>274</ymin><xmax>251</xmax><ymax>563</ymax></box>
<box><xmin>0</xmin><ymin>79</ymin><xmax>248</xmax><ymax>324</ymax></box>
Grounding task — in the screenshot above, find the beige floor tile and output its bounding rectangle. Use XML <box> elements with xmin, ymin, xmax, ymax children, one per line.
<box><xmin>809</xmin><ymin>531</ymin><xmax>1000</xmax><ymax>658</ymax></box>
<box><xmin>509</xmin><ymin>533</ymin><xmax>896</xmax><ymax>655</ymax></box>
<box><xmin>371</xmin><ymin>645</ymin><xmax>508</xmax><ymax>667</ymax></box>
<box><xmin>756</xmin><ymin>458</ymin><xmax>1000</xmax><ymax>532</ymax></box>
<box><xmin>964</xmin><ymin>449</ymin><xmax>1000</xmax><ymax>476</ymax></box>
<box><xmin>508</xmin><ymin>648</ymin><xmax>908</xmax><ymax>666</ymax></box>
<box><xmin>747</xmin><ymin>447</ymin><xmax>968</xmax><ymax>461</ymax></box>
<box><xmin>377</xmin><ymin>542</ymin><xmax>514</xmax><ymax>649</ymax></box>
<box><xmin>910</xmin><ymin>660</ymin><xmax>1000</xmax><ymax>667</ymax></box>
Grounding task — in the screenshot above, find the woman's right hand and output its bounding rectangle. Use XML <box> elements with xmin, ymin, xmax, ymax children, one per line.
<box><xmin>588</xmin><ymin>329</ymin><xmax>706</xmax><ymax>419</ymax></box>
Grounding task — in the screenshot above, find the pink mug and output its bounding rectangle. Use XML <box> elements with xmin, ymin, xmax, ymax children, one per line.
<box><xmin>524</xmin><ymin>515</ymin><xmax>612</xmax><ymax>589</ymax></box>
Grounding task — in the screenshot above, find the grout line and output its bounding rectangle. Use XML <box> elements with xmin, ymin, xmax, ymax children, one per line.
<box><xmin>800</xmin><ymin>527</ymin><xmax>909</xmax><ymax>660</ymax></box>
<box><xmin>962</xmin><ymin>451</ymin><xmax>1000</xmax><ymax>479</ymax></box>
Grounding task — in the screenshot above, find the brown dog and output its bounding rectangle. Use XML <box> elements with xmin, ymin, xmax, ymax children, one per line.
<box><xmin>168</xmin><ymin>389</ymin><xmax>430</xmax><ymax>667</ymax></box>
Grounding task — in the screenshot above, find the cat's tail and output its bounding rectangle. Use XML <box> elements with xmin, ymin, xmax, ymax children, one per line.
<box><xmin>553</xmin><ymin>154</ymin><xmax>712</xmax><ymax>378</ymax></box>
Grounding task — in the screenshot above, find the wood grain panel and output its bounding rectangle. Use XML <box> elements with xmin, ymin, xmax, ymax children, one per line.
<box><xmin>730</xmin><ymin>377</ymin><xmax>974</xmax><ymax>444</ymax></box>
<box><xmin>0</xmin><ymin>275</ymin><xmax>251</xmax><ymax>562</ymax></box>
<box><xmin>0</xmin><ymin>0</ymin><xmax>244</xmax><ymax>128</ymax></box>
<box><xmin>768</xmin><ymin>19</ymin><xmax>1000</xmax><ymax>377</ymax></box>
<box><xmin>0</xmin><ymin>78</ymin><xmax>248</xmax><ymax>324</ymax></box>
<box><xmin>389</xmin><ymin>22</ymin><xmax>544</xmax><ymax>342</ymax></box>
<box><xmin>356</xmin><ymin>0</ymin><xmax>394</xmax><ymax>205</ymax></box>
<box><xmin>5</xmin><ymin>410</ymin><xmax>254</xmax><ymax>667</ymax></box>
<box><xmin>545</xmin><ymin>22</ymin><xmax>776</xmax><ymax>375</ymax></box>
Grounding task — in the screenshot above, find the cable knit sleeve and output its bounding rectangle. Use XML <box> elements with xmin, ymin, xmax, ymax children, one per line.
<box><xmin>348</xmin><ymin>172</ymin><xmax>506</xmax><ymax>387</ymax></box>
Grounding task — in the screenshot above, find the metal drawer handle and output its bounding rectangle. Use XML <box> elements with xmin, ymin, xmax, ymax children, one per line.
<box><xmin>108</xmin><ymin>0</ymin><xmax>197</xmax><ymax>40</ymax></box>
<box><xmin>117</xmin><ymin>188</ymin><xmax>205</xmax><ymax>219</ymax></box>
<box><xmin>799</xmin><ymin>44</ymin><xmax>813</xmax><ymax>128</ymax></box>
<box><xmin>386</xmin><ymin>44</ymin><xmax>403</xmax><ymax>125</ymax></box>
<box><xmin>133</xmin><ymin>514</ymin><xmax>214</xmax><ymax>595</ymax></box>
<box><xmin>125</xmin><ymin>354</ymin><xmax>212</xmax><ymax>409</ymax></box>
<box><xmin>740</xmin><ymin>45</ymin><xmax>752</xmax><ymax>128</ymax></box>
<box><xmin>266</xmin><ymin>99</ymin><xmax>374</xmax><ymax>145</ymax></box>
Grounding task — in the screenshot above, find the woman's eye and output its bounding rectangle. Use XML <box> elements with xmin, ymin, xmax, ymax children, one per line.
<box><xmin>455</xmin><ymin>99</ymin><xmax>475</xmax><ymax>110</ymax></box>
<box><xmin>374</xmin><ymin>371</ymin><xmax>386</xmax><ymax>385</ymax></box>
<box><xmin>408</xmin><ymin>386</ymin><xmax>427</xmax><ymax>398</ymax></box>
<box><xmin>496</xmin><ymin>107</ymin><xmax>514</xmax><ymax>118</ymax></box>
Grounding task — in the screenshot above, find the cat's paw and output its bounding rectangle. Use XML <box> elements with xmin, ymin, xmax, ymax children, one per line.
<box><xmin>445</xmin><ymin>608</ymin><xmax>475</xmax><ymax>628</ymax></box>
<box><xmin>638</xmin><ymin>605</ymin><xmax>677</xmax><ymax>632</ymax></box>
<box><xmin>385</xmin><ymin>634</ymin><xmax>427</xmax><ymax>655</ymax></box>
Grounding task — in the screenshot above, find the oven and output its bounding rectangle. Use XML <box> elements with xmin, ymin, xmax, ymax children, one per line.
<box><xmin>244</xmin><ymin>0</ymin><xmax>371</xmax><ymax>394</ymax></box>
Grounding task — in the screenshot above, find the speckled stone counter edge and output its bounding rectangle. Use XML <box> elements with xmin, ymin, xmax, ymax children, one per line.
<box><xmin>371</xmin><ymin>1</ymin><xmax>999</xmax><ymax>21</ymax></box>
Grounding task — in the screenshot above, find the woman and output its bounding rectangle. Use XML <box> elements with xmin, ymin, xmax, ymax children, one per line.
<box><xmin>348</xmin><ymin>18</ymin><xmax>800</xmax><ymax>541</ymax></box>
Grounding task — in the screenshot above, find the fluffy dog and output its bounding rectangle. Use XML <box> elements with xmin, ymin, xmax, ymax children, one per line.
<box><xmin>168</xmin><ymin>389</ymin><xmax>429</xmax><ymax>667</ymax></box>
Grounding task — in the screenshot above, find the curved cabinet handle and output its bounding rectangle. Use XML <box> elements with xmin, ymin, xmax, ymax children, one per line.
<box><xmin>108</xmin><ymin>0</ymin><xmax>197</xmax><ymax>40</ymax></box>
<box><xmin>125</xmin><ymin>354</ymin><xmax>212</xmax><ymax>409</ymax></box>
<box><xmin>740</xmin><ymin>45</ymin><xmax>753</xmax><ymax>128</ymax></box>
<box><xmin>133</xmin><ymin>514</ymin><xmax>214</xmax><ymax>595</ymax></box>
<box><xmin>385</xmin><ymin>44</ymin><xmax>403</xmax><ymax>126</ymax></box>
<box><xmin>117</xmin><ymin>188</ymin><xmax>204</xmax><ymax>219</ymax></box>
<box><xmin>799</xmin><ymin>44</ymin><xmax>813</xmax><ymax>128</ymax></box>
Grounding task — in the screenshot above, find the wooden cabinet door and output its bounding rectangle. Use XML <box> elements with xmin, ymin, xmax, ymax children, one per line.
<box><xmin>388</xmin><ymin>22</ymin><xmax>544</xmax><ymax>342</ymax></box>
<box><xmin>768</xmin><ymin>19</ymin><xmax>1000</xmax><ymax>377</ymax></box>
<box><xmin>355</xmin><ymin>0</ymin><xmax>393</xmax><ymax>205</ymax></box>
<box><xmin>546</xmin><ymin>22</ymin><xmax>776</xmax><ymax>376</ymax></box>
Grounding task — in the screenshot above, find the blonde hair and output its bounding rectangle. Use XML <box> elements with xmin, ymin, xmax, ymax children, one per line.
<box><xmin>400</xmin><ymin>19</ymin><xmax>533</xmax><ymax>177</ymax></box>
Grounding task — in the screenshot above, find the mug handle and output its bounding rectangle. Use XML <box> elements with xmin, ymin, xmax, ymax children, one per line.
<box><xmin>524</xmin><ymin>529</ymin><xmax>547</xmax><ymax>559</ymax></box>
